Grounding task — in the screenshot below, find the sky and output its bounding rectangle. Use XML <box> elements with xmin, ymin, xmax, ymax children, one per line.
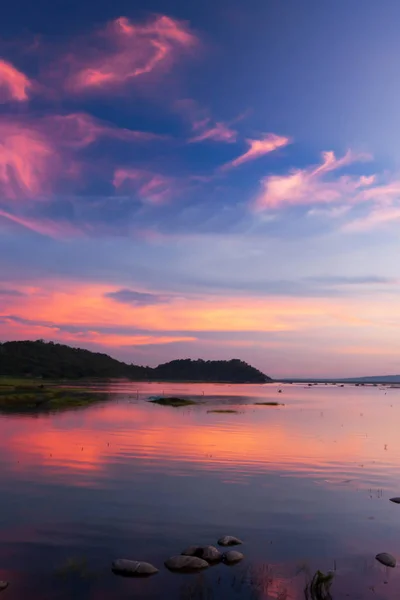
<box><xmin>1</xmin><ymin>0</ymin><xmax>400</xmax><ymax>378</ymax></box>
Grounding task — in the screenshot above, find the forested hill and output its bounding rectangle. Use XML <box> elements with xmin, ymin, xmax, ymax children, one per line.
<box><xmin>0</xmin><ymin>341</ymin><xmax>271</xmax><ymax>383</ymax></box>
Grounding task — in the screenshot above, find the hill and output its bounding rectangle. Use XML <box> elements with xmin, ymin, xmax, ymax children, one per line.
<box><xmin>0</xmin><ymin>340</ymin><xmax>271</xmax><ymax>383</ymax></box>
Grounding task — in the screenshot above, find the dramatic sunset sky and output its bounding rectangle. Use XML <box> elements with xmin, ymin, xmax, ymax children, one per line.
<box><xmin>0</xmin><ymin>0</ymin><xmax>399</xmax><ymax>378</ymax></box>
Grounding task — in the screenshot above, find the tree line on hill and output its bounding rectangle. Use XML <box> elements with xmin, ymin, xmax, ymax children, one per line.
<box><xmin>0</xmin><ymin>340</ymin><xmax>271</xmax><ymax>383</ymax></box>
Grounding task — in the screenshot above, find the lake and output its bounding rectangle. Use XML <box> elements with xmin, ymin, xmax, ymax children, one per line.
<box><xmin>1</xmin><ymin>382</ymin><xmax>400</xmax><ymax>599</ymax></box>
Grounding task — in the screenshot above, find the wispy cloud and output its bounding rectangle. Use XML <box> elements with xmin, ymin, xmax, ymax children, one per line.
<box><xmin>254</xmin><ymin>150</ymin><xmax>372</xmax><ymax>210</ymax></box>
<box><xmin>176</xmin><ymin>99</ymin><xmax>237</xmax><ymax>143</ymax></box>
<box><xmin>0</xmin><ymin>121</ymin><xmax>57</xmax><ymax>200</ymax></box>
<box><xmin>65</xmin><ymin>15</ymin><xmax>197</xmax><ymax>93</ymax></box>
<box><xmin>342</xmin><ymin>206</ymin><xmax>400</xmax><ymax>232</ymax></box>
<box><xmin>0</xmin><ymin>114</ymin><xmax>161</xmax><ymax>201</ymax></box>
<box><xmin>190</xmin><ymin>120</ymin><xmax>237</xmax><ymax>143</ymax></box>
<box><xmin>113</xmin><ymin>168</ymin><xmax>177</xmax><ymax>204</ymax></box>
<box><xmin>105</xmin><ymin>288</ymin><xmax>171</xmax><ymax>306</ymax></box>
<box><xmin>0</xmin><ymin>208</ymin><xmax>84</xmax><ymax>238</ymax></box>
<box><xmin>0</xmin><ymin>58</ymin><xmax>31</xmax><ymax>102</ymax></box>
<box><xmin>0</xmin><ymin>288</ymin><xmax>26</xmax><ymax>297</ymax></box>
<box><xmin>223</xmin><ymin>133</ymin><xmax>290</xmax><ymax>169</ymax></box>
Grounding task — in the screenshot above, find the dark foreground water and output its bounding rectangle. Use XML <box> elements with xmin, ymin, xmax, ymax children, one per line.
<box><xmin>1</xmin><ymin>382</ymin><xmax>400</xmax><ymax>599</ymax></box>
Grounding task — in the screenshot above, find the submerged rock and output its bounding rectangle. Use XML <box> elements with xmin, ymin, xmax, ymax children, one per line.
<box><xmin>223</xmin><ymin>550</ymin><xmax>244</xmax><ymax>565</ymax></box>
<box><xmin>182</xmin><ymin>546</ymin><xmax>221</xmax><ymax>563</ymax></box>
<box><xmin>376</xmin><ymin>553</ymin><xmax>396</xmax><ymax>568</ymax></box>
<box><xmin>112</xmin><ymin>559</ymin><xmax>159</xmax><ymax>576</ymax></box>
<box><xmin>181</xmin><ymin>545</ymin><xmax>200</xmax><ymax>557</ymax></box>
<box><xmin>165</xmin><ymin>555</ymin><xmax>209</xmax><ymax>572</ymax></box>
<box><xmin>390</xmin><ymin>497</ymin><xmax>400</xmax><ymax>504</ymax></box>
<box><xmin>0</xmin><ymin>582</ymin><xmax>9</xmax><ymax>592</ymax></box>
<box><xmin>217</xmin><ymin>535</ymin><xmax>243</xmax><ymax>547</ymax></box>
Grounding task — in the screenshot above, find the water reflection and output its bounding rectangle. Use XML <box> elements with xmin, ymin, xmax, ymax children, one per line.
<box><xmin>1</xmin><ymin>383</ymin><xmax>400</xmax><ymax>599</ymax></box>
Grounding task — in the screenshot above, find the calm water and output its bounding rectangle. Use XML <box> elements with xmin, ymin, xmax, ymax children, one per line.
<box><xmin>1</xmin><ymin>382</ymin><xmax>400</xmax><ymax>599</ymax></box>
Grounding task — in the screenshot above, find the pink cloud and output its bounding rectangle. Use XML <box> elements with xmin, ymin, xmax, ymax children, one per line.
<box><xmin>342</xmin><ymin>206</ymin><xmax>400</xmax><ymax>232</ymax></box>
<box><xmin>0</xmin><ymin>114</ymin><xmax>161</xmax><ymax>200</ymax></box>
<box><xmin>114</xmin><ymin>168</ymin><xmax>176</xmax><ymax>204</ymax></box>
<box><xmin>43</xmin><ymin>113</ymin><xmax>163</xmax><ymax>147</ymax></box>
<box><xmin>189</xmin><ymin>120</ymin><xmax>237</xmax><ymax>143</ymax></box>
<box><xmin>0</xmin><ymin>121</ymin><xmax>57</xmax><ymax>200</ymax></box>
<box><xmin>176</xmin><ymin>99</ymin><xmax>237</xmax><ymax>143</ymax></box>
<box><xmin>0</xmin><ymin>58</ymin><xmax>31</xmax><ymax>102</ymax></box>
<box><xmin>254</xmin><ymin>150</ymin><xmax>372</xmax><ymax>210</ymax></box>
<box><xmin>222</xmin><ymin>133</ymin><xmax>290</xmax><ymax>169</ymax></box>
<box><xmin>66</xmin><ymin>15</ymin><xmax>197</xmax><ymax>93</ymax></box>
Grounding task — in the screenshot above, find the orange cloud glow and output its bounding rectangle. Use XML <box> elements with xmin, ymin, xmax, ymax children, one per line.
<box><xmin>66</xmin><ymin>15</ymin><xmax>197</xmax><ymax>93</ymax></box>
<box><xmin>1</xmin><ymin>279</ymin><xmax>399</xmax><ymax>356</ymax></box>
<box><xmin>0</xmin><ymin>58</ymin><xmax>31</xmax><ymax>102</ymax></box>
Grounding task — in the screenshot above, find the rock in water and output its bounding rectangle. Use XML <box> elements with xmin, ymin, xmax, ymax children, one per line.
<box><xmin>223</xmin><ymin>551</ymin><xmax>244</xmax><ymax>565</ymax></box>
<box><xmin>0</xmin><ymin>582</ymin><xmax>9</xmax><ymax>592</ymax></box>
<box><xmin>181</xmin><ymin>546</ymin><xmax>201</xmax><ymax>557</ymax></box>
<box><xmin>390</xmin><ymin>497</ymin><xmax>400</xmax><ymax>504</ymax></box>
<box><xmin>217</xmin><ymin>535</ymin><xmax>243</xmax><ymax>547</ymax></box>
<box><xmin>181</xmin><ymin>545</ymin><xmax>221</xmax><ymax>563</ymax></box>
<box><xmin>376</xmin><ymin>553</ymin><xmax>396</xmax><ymax>568</ymax></box>
<box><xmin>199</xmin><ymin>546</ymin><xmax>222</xmax><ymax>563</ymax></box>
<box><xmin>165</xmin><ymin>555</ymin><xmax>209</xmax><ymax>572</ymax></box>
<box><xmin>112</xmin><ymin>559</ymin><xmax>159</xmax><ymax>576</ymax></box>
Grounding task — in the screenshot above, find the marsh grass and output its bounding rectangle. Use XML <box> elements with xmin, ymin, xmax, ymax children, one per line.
<box><xmin>304</xmin><ymin>570</ymin><xmax>335</xmax><ymax>600</ymax></box>
<box><xmin>149</xmin><ymin>397</ymin><xmax>197</xmax><ymax>407</ymax></box>
<box><xmin>0</xmin><ymin>378</ymin><xmax>104</xmax><ymax>412</ymax></box>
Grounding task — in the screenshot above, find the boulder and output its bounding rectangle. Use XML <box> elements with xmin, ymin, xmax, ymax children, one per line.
<box><xmin>0</xmin><ymin>582</ymin><xmax>9</xmax><ymax>592</ymax></box>
<box><xmin>165</xmin><ymin>555</ymin><xmax>209</xmax><ymax>572</ymax></box>
<box><xmin>112</xmin><ymin>559</ymin><xmax>159</xmax><ymax>576</ymax></box>
<box><xmin>375</xmin><ymin>553</ymin><xmax>396</xmax><ymax>568</ymax></box>
<box><xmin>181</xmin><ymin>545</ymin><xmax>222</xmax><ymax>563</ymax></box>
<box><xmin>181</xmin><ymin>545</ymin><xmax>200</xmax><ymax>557</ymax></box>
<box><xmin>217</xmin><ymin>535</ymin><xmax>243</xmax><ymax>547</ymax></box>
<box><xmin>199</xmin><ymin>546</ymin><xmax>222</xmax><ymax>563</ymax></box>
<box><xmin>223</xmin><ymin>551</ymin><xmax>244</xmax><ymax>565</ymax></box>
<box><xmin>390</xmin><ymin>497</ymin><xmax>400</xmax><ymax>504</ymax></box>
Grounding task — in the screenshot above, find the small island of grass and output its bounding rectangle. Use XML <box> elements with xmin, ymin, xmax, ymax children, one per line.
<box><xmin>254</xmin><ymin>402</ymin><xmax>283</xmax><ymax>406</ymax></box>
<box><xmin>148</xmin><ymin>397</ymin><xmax>197</xmax><ymax>407</ymax></box>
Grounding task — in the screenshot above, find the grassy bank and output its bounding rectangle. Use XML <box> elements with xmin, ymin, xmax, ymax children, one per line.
<box><xmin>0</xmin><ymin>377</ymin><xmax>104</xmax><ymax>412</ymax></box>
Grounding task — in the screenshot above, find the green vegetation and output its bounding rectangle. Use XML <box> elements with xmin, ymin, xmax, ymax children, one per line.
<box><xmin>0</xmin><ymin>340</ymin><xmax>271</xmax><ymax>383</ymax></box>
<box><xmin>305</xmin><ymin>570</ymin><xmax>335</xmax><ymax>600</ymax></box>
<box><xmin>0</xmin><ymin>378</ymin><xmax>104</xmax><ymax>412</ymax></box>
<box><xmin>207</xmin><ymin>409</ymin><xmax>238</xmax><ymax>413</ymax></box>
<box><xmin>254</xmin><ymin>402</ymin><xmax>283</xmax><ymax>406</ymax></box>
<box><xmin>149</xmin><ymin>397</ymin><xmax>197</xmax><ymax>407</ymax></box>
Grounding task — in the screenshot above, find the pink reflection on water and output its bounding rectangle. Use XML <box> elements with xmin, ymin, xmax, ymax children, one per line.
<box><xmin>1</xmin><ymin>383</ymin><xmax>400</xmax><ymax>490</ymax></box>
